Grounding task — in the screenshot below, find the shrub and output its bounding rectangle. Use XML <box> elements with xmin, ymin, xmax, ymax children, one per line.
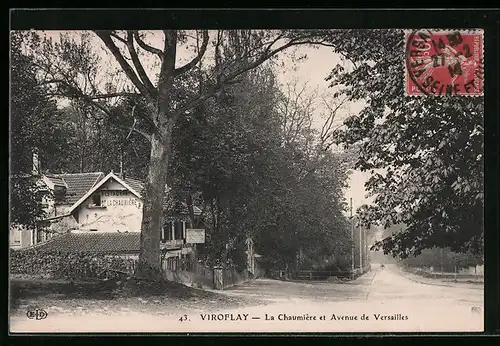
<box><xmin>10</xmin><ymin>249</ymin><xmax>137</xmax><ymax>280</ymax></box>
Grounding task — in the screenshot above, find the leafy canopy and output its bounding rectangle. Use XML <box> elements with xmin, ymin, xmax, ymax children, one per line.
<box><xmin>324</xmin><ymin>29</ymin><xmax>483</xmax><ymax>258</ymax></box>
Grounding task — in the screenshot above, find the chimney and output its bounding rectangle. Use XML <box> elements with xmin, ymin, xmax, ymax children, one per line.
<box><xmin>32</xmin><ymin>149</ymin><xmax>40</xmax><ymax>175</ymax></box>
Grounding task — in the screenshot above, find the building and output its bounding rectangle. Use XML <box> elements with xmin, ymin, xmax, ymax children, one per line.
<box><xmin>10</xmin><ymin>171</ymin><xmax>106</xmax><ymax>248</ymax></box>
<box><xmin>10</xmin><ymin>170</ymin><xmax>202</xmax><ymax>260</ymax></box>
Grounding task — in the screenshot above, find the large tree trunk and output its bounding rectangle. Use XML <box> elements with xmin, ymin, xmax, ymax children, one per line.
<box><xmin>135</xmin><ymin>122</ymin><xmax>173</xmax><ymax>281</ymax></box>
<box><xmin>135</xmin><ymin>30</ymin><xmax>178</xmax><ymax>281</ymax></box>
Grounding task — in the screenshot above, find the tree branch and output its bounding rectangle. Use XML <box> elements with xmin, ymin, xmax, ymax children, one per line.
<box><xmin>126</xmin><ymin>31</ymin><xmax>157</xmax><ymax>96</ymax></box>
<box><xmin>42</xmin><ymin>79</ymin><xmax>142</xmax><ymax>100</ymax></box>
<box><xmin>320</xmin><ymin>96</ymin><xmax>348</xmax><ymax>141</ymax></box>
<box><xmin>118</xmin><ymin>123</ymin><xmax>151</xmax><ymax>142</ymax></box>
<box><xmin>173</xmin><ymin>36</ymin><xmax>325</xmax><ymax>119</ymax></box>
<box><xmin>174</xmin><ymin>30</ymin><xmax>209</xmax><ymax>77</ymax></box>
<box><xmin>221</xmin><ymin>37</ymin><xmax>322</xmax><ymax>86</ymax></box>
<box><xmin>109</xmin><ymin>31</ymin><xmax>128</xmax><ymax>45</ymax></box>
<box><xmin>46</xmin><ymin>82</ymin><xmax>157</xmax><ymax>139</ymax></box>
<box><xmin>133</xmin><ymin>31</ymin><xmax>164</xmax><ymax>62</ymax></box>
<box><xmin>43</xmin><ymin>81</ymin><xmax>111</xmax><ymax>119</ymax></box>
<box><xmin>94</xmin><ymin>30</ymin><xmax>155</xmax><ymax>103</ymax></box>
<box><xmin>39</xmin><ymin>78</ymin><xmax>68</xmax><ymax>86</ymax></box>
<box><xmin>264</xmin><ymin>31</ymin><xmax>286</xmax><ymax>54</ymax></box>
<box><xmin>73</xmin><ymin>93</ymin><xmax>112</xmax><ymax>119</ymax></box>
<box><xmin>88</xmin><ymin>92</ymin><xmax>142</xmax><ymax>99</ymax></box>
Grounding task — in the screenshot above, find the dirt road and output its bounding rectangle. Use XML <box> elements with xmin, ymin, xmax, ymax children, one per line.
<box><xmin>10</xmin><ymin>264</ymin><xmax>483</xmax><ymax>333</ymax></box>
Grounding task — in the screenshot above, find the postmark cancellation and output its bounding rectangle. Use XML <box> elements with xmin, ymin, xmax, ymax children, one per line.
<box><xmin>405</xmin><ymin>29</ymin><xmax>484</xmax><ymax>97</ymax></box>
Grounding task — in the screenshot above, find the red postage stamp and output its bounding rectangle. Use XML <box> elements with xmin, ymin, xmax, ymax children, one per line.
<box><xmin>405</xmin><ymin>29</ymin><xmax>484</xmax><ymax>96</ymax></box>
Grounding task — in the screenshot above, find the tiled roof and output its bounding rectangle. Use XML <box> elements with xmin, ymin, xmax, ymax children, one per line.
<box><xmin>45</xmin><ymin>174</ymin><xmax>67</xmax><ymax>187</ymax></box>
<box><xmin>123</xmin><ymin>177</ymin><xmax>145</xmax><ymax>195</ymax></box>
<box><xmin>53</xmin><ymin>172</ymin><xmax>105</xmax><ymax>205</ymax></box>
<box><xmin>110</xmin><ymin>174</ymin><xmax>145</xmax><ymax>196</ymax></box>
<box><xmin>22</xmin><ymin>232</ymin><xmax>141</xmax><ymax>254</ymax></box>
<box><xmin>19</xmin><ymin>232</ymin><xmax>186</xmax><ymax>254</ymax></box>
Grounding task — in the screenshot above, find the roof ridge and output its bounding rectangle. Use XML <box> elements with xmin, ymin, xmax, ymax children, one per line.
<box><xmin>55</xmin><ymin>172</ymin><xmax>105</xmax><ymax>176</ymax></box>
<box><xmin>70</xmin><ymin>232</ymin><xmax>139</xmax><ymax>236</ymax></box>
<box><xmin>90</xmin><ymin>172</ymin><xmax>105</xmax><ymax>188</ymax></box>
<box><xmin>44</xmin><ymin>174</ymin><xmax>69</xmax><ymax>188</ymax></box>
<box><xmin>60</xmin><ymin>177</ymin><xmax>69</xmax><ymax>188</ymax></box>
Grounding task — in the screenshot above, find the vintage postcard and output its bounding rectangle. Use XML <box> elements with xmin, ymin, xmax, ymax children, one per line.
<box><xmin>9</xmin><ymin>25</ymin><xmax>484</xmax><ymax>333</ymax></box>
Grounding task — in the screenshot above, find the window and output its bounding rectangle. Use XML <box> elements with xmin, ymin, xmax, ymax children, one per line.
<box><xmin>92</xmin><ymin>193</ymin><xmax>101</xmax><ymax>206</ymax></box>
<box><xmin>162</xmin><ymin>222</ymin><xmax>173</xmax><ymax>242</ymax></box>
<box><xmin>161</xmin><ymin>221</ymin><xmax>185</xmax><ymax>242</ymax></box>
<box><xmin>174</xmin><ymin>221</ymin><xmax>183</xmax><ymax>240</ymax></box>
<box><xmin>11</xmin><ymin>230</ymin><xmax>21</xmax><ymax>245</ymax></box>
<box><xmin>54</xmin><ymin>186</ymin><xmax>66</xmax><ymax>204</ymax></box>
<box><xmin>36</xmin><ymin>229</ymin><xmax>44</xmax><ymax>243</ymax></box>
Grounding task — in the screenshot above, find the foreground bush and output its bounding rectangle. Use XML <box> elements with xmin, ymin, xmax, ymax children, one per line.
<box><xmin>10</xmin><ymin>249</ymin><xmax>136</xmax><ymax>280</ymax></box>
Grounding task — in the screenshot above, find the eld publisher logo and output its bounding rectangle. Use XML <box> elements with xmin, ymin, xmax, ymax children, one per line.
<box><xmin>26</xmin><ymin>308</ymin><xmax>48</xmax><ymax>320</ymax></box>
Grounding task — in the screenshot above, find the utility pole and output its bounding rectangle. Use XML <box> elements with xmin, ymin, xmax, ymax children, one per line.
<box><xmin>365</xmin><ymin>228</ymin><xmax>369</xmax><ymax>268</ymax></box>
<box><xmin>350</xmin><ymin>198</ymin><xmax>354</xmax><ymax>280</ymax></box>
<box><xmin>359</xmin><ymin>223</ymin><xmax>363</xmax><ymax>272</ymax></box>
<box><xmin>440</xmin><ymin>248</ymin><xmax>443</xmax><ymax>273</ymax></box>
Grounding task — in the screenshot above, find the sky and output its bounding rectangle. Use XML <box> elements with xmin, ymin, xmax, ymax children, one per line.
<box><xmin>37</xmin><ymin>30</ymin><xmax>373</xmax><ymax>211</ymax></box>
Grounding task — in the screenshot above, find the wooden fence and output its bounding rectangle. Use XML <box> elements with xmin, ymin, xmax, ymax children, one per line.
<box><xmin>162</xmin><ymin>256</ymin><xmax>193</xmax><ymax>272</ymax></box>
<box><xmin>219</xmin><ymin>266</ymin><xmax>249</xmax><ymax>289</ymax></box>
<box><xmin>292</xmin><ymin>270</ymin><xmax>351</xmax><ymax>280</ymax></box>
<box><xmin>192</xmin><ymin>261</ymin><xmax>214</xmax><ymax>281</ymax></box>
<box><xmin>160</xmin><ymin>256</ymin><xmax>249</xmax><ymax>290</ymax></box>
<box><xmin>287</xmin><ymin>264</ymin><xmax>372</xmax><ymax>281</ymax></box>
<box><xmin>404</xmin><ymin>266</ymin><xmax>484</xmax><ymax>281</ymax></box>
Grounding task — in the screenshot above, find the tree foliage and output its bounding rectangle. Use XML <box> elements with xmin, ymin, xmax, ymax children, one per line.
<box><xmin>16</xmin><ymin>30</ymin><xmax>354</xmax><ymax>277</ymax></box>
<box><xmin>10</xmin><ymin>31</ymin><xmax>70</xmax><ymax>230</ymax></box>
<box><xmin>26</xmin><ymin>29</ymin><xmax>344</xmax><ymax>280</ymax></box>
<box><xmin>324</xmin><ymin>29</ymin><xmax>484</xmax><ymax>258</ymax></box>
<box><xmin>49</xmin><ymin>99</ymin><xmax>151</xmax><ymax>177</ymax></box>
<box><xmin>170</xmin><ymin>65</ymin><xmax>352</xmax><ymax>272</ymax></box>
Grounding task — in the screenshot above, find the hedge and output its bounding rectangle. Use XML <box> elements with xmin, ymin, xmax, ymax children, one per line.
<box><xmin>10</xmin><ymin>249</ymin><xmax>137</xmax><ymax>280</ymax></box>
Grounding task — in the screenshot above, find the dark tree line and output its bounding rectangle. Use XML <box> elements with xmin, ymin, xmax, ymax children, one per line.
<box><xmin>11</xmin><ymin>30</ymin><xmax>353</xmax><ymax>275</ymax></box>
<box><xmin>11</xmin><ymin>29</ymin><xmax>484</xmax><ymax>280</ymax></box>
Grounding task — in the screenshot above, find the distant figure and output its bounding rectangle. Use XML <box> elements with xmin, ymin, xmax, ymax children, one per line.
<box><xmin>380</xmin><ymin>264</ymin><xmax>385</xmax><ymax>270</ymax></box>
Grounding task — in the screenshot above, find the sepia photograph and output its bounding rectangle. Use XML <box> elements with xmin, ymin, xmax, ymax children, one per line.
<box><xmin>9</xmin><ymin>23</ymin><xmax>485</xmax><ymax>333</ymax></box>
